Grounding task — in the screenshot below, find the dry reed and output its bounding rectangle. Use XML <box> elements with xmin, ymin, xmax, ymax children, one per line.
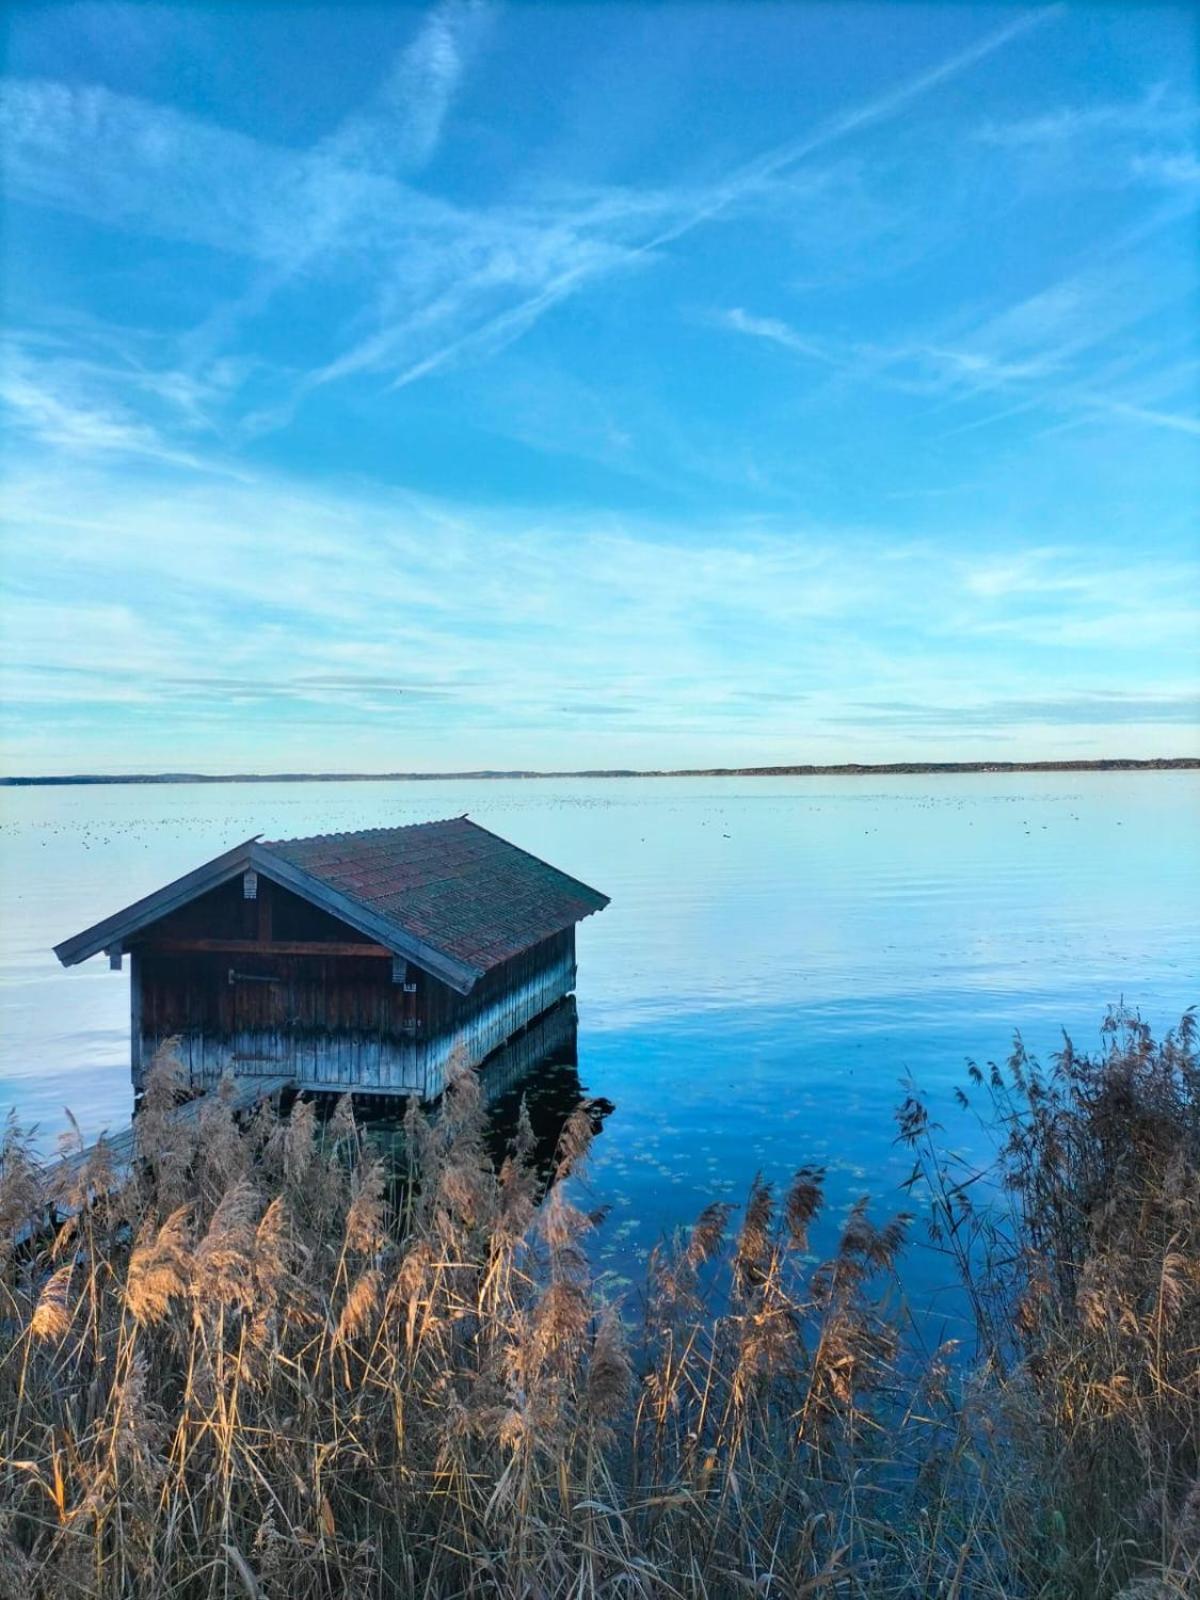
<box><xmin>0</xmin><ymin>1006</ymin><xmax>1194</xmax><ymax>1597</ymax></box>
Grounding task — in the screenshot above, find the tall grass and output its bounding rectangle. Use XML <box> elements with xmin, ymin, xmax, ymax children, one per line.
<box><xmin>899</xmin><ymin>1005</ymin><xmax>1200</xmax><ymax>1597</ymax></box>
<box><xmin>0</xmin><ymin>1008</ymin><xmax>1196</xmax><ymax>1598</ymax></box>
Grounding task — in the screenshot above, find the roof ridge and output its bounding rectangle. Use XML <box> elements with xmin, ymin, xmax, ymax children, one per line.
<box><xmin>262</xmin><ymin>816</ymin><xmax>468</xmax><ymax>848</ymax></box>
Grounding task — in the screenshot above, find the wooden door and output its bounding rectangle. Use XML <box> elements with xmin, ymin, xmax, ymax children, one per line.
<box><xmin>229</xmin><ymin>963</ymin><xmax>288</xmax><ymax>1072</ymax></box>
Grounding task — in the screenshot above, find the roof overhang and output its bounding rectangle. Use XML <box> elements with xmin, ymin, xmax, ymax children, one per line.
<box><xmin>53</xmin><ymin>839</ymin><xmax>482</xmax><ymax>994</ymax></box>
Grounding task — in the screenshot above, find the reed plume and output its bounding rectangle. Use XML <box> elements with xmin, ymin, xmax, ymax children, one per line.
<box><xmin>335</xmin><ymin>1267</ymin><xmax>381</xmax><ymax>1347</ymax></box>
<box><xmin>29</xmin><ymin>1260</ymin><xmax>74</xmax><ymax>1342</ymax></box>
<box><xmin>126</xmin><ymin>1203</ymin><xmax>191</xmax><ymax>1324</ymax></box>
<box><xmin>192</xmin><ymin>1177</ymin><xmax>261</xmax><ymax>1311</ymax></box>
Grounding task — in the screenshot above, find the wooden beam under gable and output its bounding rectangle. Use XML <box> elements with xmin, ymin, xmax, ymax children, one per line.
<box><xmin>136</xmin><ymin>938</ymin><xmax>395</xmax><ymax>957</ymax></box>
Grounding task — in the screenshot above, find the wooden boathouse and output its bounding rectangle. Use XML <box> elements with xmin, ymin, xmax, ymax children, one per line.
<box><xmin>54</xmin><ymin>818</ymin><xmax>608</xmax><ymax>1104</ymax></box>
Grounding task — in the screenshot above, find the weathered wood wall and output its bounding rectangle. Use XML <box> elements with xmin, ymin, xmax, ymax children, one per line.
<box><xmin>130</xmin><ymin>879</ymin><xmax>577</xmax><ymax>1103</ymax></box>
<box><xmin>476</xmin><ymin>994</ymin><xmax>578</xmax><ymax>1108</ymax></box>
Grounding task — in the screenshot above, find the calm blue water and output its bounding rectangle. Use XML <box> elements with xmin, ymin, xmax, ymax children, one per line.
<box><xmin>2</xmin><ymin>774</ymin><xmax>1196</xmax><ymax>1320</ymax></box>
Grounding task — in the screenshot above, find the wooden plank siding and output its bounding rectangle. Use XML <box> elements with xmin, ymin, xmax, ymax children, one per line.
<box><xmin>133</xmin><ymin>922</ymin><xmax>577</xmax><ymax>1103</ymax></box>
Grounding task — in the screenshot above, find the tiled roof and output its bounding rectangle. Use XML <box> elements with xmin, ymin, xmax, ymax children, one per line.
<box><xmin>260</xmin><ymin>818</ymin><xmax>608</xmax><ymax>980</ymax></box>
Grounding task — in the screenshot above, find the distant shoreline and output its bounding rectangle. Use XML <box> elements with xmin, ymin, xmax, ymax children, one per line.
<box><xmin>2</xmin><ymin>758</ymin><xmax>1197</xmax><ymax>787</ymax></box>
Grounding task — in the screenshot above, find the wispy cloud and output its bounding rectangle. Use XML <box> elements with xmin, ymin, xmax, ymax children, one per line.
<box><xmin>318</xmin><ymin>0</ymin><xmax>490</xmax><ymax>176</ymax></box>
<box><xmin>0</xmin><ymin>3</ymin><xmax>1061</xmax><ymax>418</ymax></box>
<box><xmin>974</xmin><ymin>85</ymin><xmax>1200</xmax><ymax>199</ymax></box>
<box><xmin>3</xmin><ymin>4</ymin><xmax>498</xmax><ymax>413</ymax></box>
<box><xmin>635</xmin><ymin>7</ymin><xmax>1060</xmax><ymax>251</ymax></box>
<box><xmin>3</xmin><ymin>450</ymin><xmax>1196</xmax><ymax>772</ymax></box>
<box><xmin>1130</xmin><ymin>151</ymin><xmax>1200</xmax><ymax>190</ymax></box>
<box><xmin>716</xmin><ymin>228</ymin><xmax>1200</xmax><ymax>441</ymax></box>
<box><xmin>379</xmin><ymin>6</ymin><xmax>1061</xmax><ymax>391</ymax></box>
<box><xmin>840</xmin><ymin>691</ymin><xmax>1200</xmax><ymax>729</ymax></box>
<box><xmin>975</xmin><ymin>86</ymin><xmax>1197</xmax><ymax>150</ymax></box>
<box><xmin>0</xmin><ymin>341</ymin><xmax>247</xmax><ymax>470</ymax></box>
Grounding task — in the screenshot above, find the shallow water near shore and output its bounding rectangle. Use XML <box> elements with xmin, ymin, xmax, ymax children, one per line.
<box><xmin>2</xmin><ymin>773</ymin><xmax>1197</xmax><ymax>1321</ymax></box>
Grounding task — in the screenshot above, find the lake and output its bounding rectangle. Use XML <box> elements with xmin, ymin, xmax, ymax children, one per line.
<box><xmin>2</xmin><ymin>773</ymin><xmax>1196</xmax><ymax>1318</ymax></box>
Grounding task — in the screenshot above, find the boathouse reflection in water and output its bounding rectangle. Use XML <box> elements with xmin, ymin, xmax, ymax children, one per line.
<box><xmin>327</xmin><ymin>996</ymin><xmax>613</xmax><ymax>1192</ymax></box>
<box><xmin>479</xmin><ymin>997</ymin><xmax>613</xmax><ymax>1184</ymax></box>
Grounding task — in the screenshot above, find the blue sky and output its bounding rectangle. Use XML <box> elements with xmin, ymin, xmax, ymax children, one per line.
<box><xmin>1</xmin><ymin>1</ymin><xmax>1197</xmax><ymax>774</ymax></box>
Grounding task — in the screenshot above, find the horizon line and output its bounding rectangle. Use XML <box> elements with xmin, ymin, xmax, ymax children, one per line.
<box><xmin>2</xmin><ymin>757</ymin><xmax>1198</xmax><ymax>787</ymax></box>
